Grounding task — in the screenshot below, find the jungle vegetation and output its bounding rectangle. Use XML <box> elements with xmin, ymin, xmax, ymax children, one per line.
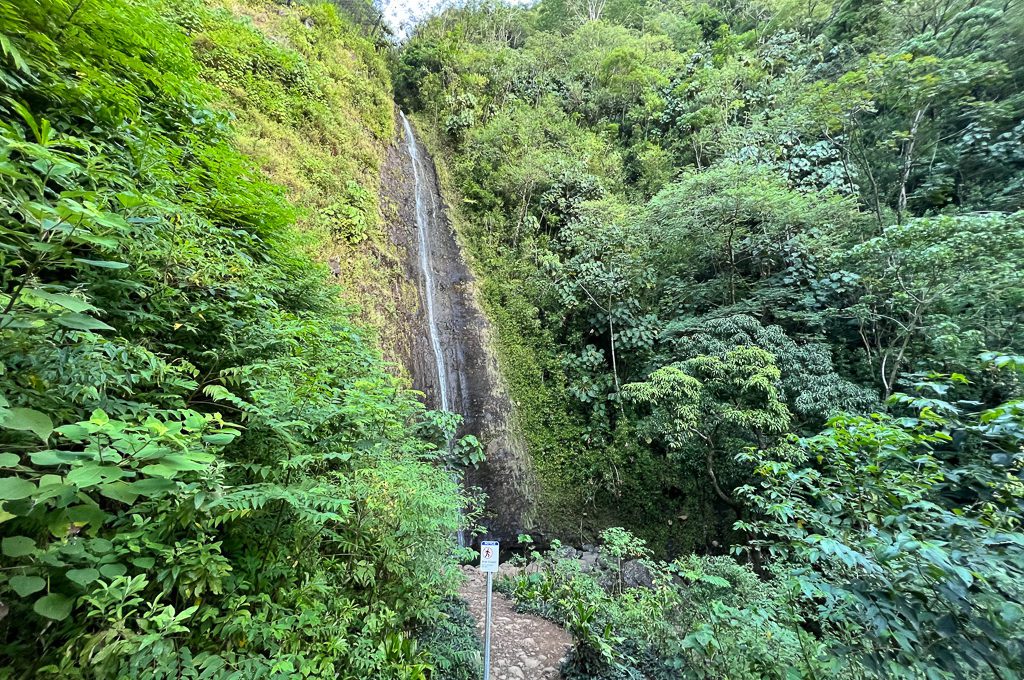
<box><xmin>396</xmin><ymin>0</ymin><xmax>1024</xmax><ymax>677</ymax></box>
<box><xmin>0</xmin><ymin>0</ymin><xmax>1022</xmax><ymax>677</ymax></box>
<box><xmin>0</xmin><ymin>0</ymin><xmax>480</xmax><ymax>677</ymax></box>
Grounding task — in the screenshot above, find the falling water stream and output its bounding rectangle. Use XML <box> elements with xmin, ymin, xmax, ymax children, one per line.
<box><xmin>400</xmin><ymin>111</ymin><xmax>466</xmax><ymax>547</ymax></box>
<box><xmin>401</xmin><ymin>111</ymin><xmax>450</xmax><ymax>412</ymax></box>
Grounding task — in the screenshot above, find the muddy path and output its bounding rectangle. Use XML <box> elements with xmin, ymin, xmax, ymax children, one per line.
<box><xmin>460</xmin><ymin>566</ymin><xmax>572</xmax><ymax>680</ymax></box>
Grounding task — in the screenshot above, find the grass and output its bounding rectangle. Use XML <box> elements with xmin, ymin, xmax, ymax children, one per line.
<box><xmin>192</xmin><ymin>0</ymin><xmax>415</xmax><ymax>365</ymax></box>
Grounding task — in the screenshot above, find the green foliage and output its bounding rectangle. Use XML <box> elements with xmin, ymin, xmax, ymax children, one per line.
<box><xmin>506</xmin><ymin>362</ymin><xmax>1024</xmax><ymax>679</ymax></box>
<box><xmin>0</xmin><ymin>0</ymin><xmax>467</xmax><ymax>676</ymax></box>
<box><xmin>835</xmin><ymin>212</ymin><xmax>1024</xmax><ymax>395</ymax></box>
<box><xmin>398</xmin><ymin>0</ymin><xmax>1024</xmax><ymax>555</ymax></box>
<box><xmin>399</xmin><ymin>0</ymin><xmax>1024</xmax><ymax>675</ymax></box>
<box><xmin>414</xmin><ymin>597</ymin><xmax>483</xmax><ymax>680</ymax></box>
<box><xmin>737</xmin><ymin>364</ymin><xmax>1024</xmax><ymax>678</ymax></box>
<box><xmin>416</xmin><ymin>410</ymin><xmax>487</xmax><ymax>469</ymax></box>
<box><xmin>645</xmin><ymin>162</ymin><xmax>863</xmax><ymax>313</ymax></box>
<box><xmin>661</xmin><ymin>315</ymin><xmax>877</xmax><ymax>426</ymax></box>
<box><xmin>502</xmin><ymin>533</ymin><xmax>831</xmax><ymax>680</ymax></box>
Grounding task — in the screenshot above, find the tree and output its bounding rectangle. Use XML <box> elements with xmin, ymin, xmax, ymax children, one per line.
<box><xmin>661</xmin><ymin>315</ymin><xmax>876</xmax><ymax>427</ymax></box>
<box><xmin>624</xmin><ymin>346</ymin><xmax>792</xmax><ymax>507</ymax></box>
<box><xmin>553</xmin><ymin>200</ymin><xmax>657</xmax><ymax>411</ymax></box>
<box><xmin>646</xmin><ymin>162</ymin><xmax>861</xmax><ymax>314</ymax></box>
<box><xmin>835</xmin><ymin>212</ymin><xmax>1024</xmax><ymax>396</ymax></box>
<box><xmin>738</xmin><ymin>365</ymin><xmax>1024</xmax><ymax>678</ymax></box>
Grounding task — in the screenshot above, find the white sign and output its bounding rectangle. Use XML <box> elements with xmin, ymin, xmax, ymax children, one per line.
<box><xmin>480</xmin><ymin>540</ymin><xmax>499</xmax><ymax>573</ymax></box>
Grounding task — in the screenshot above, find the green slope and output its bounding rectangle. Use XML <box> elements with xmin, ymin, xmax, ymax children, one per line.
<box><xmin>0</xmin><ymin>1</ymin><xmax>476</xmax><ymax>677</ymax></box>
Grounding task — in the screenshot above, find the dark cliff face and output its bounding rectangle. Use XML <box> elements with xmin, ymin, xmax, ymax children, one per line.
<box><xmin>382</xmin><ymin>112</ymin><xmax>538</xmax><ymax>542</ymax></box>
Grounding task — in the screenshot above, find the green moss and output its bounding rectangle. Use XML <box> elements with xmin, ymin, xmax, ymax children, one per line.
<box><xmin>187</xmin><ymin>0</ymin><xmax>410</xmax><ymax>361</ymax></box>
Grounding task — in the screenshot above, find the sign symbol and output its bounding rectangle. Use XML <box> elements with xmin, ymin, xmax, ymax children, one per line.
<box><xmin>479</xmin><ymin>540</ymin><xmax>499</xmax><ymax>573</ymax></box>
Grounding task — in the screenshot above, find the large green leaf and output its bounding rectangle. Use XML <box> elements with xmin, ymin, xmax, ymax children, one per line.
<box><xmin>54</xmin><ymin>424</ymin><xmax>90</xmax><ymax>442</ymax></box>
<box><xmin>33</xmin><ymin>593</ymin><xmax>73</xmax><ymax>621</ymax></box>
<box><xmin>10</xmin><ymin>575</ymin><xmax>46</xmax><ymax>597</ymax></box>
<box><xmin>128</xmin><ymin>478</ymin><xmax>176</xmax><ymax>497</ymax></box>
<box><xmin>87</xmin><ymin>538</ymin><xmax>113</xmax><ymax>554</ymax></box>
<box><xmin>1</xmin><ymin>408</ymin><xmax>53</xmax><ymax>442</ymax></box>
<box><xmin>55</xmin><ymin>313</ymin><xmax>115</xmax><ymax>332</ymax></box>
<box><xmin>202</xmin><ymin>433</ymin><xmax>237</xmax><ymax>446</ymax></box>
<box><xmin>99</xmin><ymin>481</ymin><xmax>138</xmax><ymax>504</ymax></box>
<box><xmin>99</xmin><ymin>563</ymin><xmax>126</xmax><ymax>578</ymax></box>
<box><xmin>24</xmin><ymin>289</ymin><xmax>96</xmax><ymax>313</ymax></box>
<box><xmin>66</xmin><ymin>568</ymin><xmax>100</xmax><ymax>586</ymax></box>
<box><xmin>31</xmin><ymin>449</ymin><xmax>89</xmax><ymax>466</ymax></box>
<box><xmin>66</xmin><ymin>464</ymin><xmax>107</xmax><ymax>488</ymax></box>
<box><xmin>73</xmin><ymin>258</ymin><xmax>128</xmax><ymax>269</ymax></box>
<box><xmin>72</xmin><ymin>232</ymin><xmax>120</xmax><ymax>248</ymax></box>
<box><xmin>2</xmin><ymin>536</ymin><xmax>36</xmax><ymax>557</ymax></box>
<box><xmin>0</xmin><ymin>453</ymin><xmax>20</xmax><ymax>467</ymax></box>
<box><xmin>0</xmin><ymin>477</ymin><xmax>36</xmax><ymax>500</ymax></box>
<box><xmin>140</xmin><ymin>463</ymin><xmax>180</xmax><ymax>478</ymax></box>
<box><xmin>66</xmin><ymin>504</ymin><xmax>107</xmax><ymax>528</ymax></box>
<box><xmin>157</xmin><ymin>454</ymin><xmax>208</xmax><ymax>471</ymax></box>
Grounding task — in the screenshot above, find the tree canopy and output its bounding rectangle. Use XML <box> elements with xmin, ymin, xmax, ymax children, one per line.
<box><xmin>397</xmin><ymin>0</ymin><xmax>1024</xmax><ymax>676</ymax></box>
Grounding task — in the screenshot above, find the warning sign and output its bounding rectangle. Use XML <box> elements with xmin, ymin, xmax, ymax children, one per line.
<box><xmin>480</xmin><ymin>540</ymin><xmax>499</xmax><ymax>573</ymax></box>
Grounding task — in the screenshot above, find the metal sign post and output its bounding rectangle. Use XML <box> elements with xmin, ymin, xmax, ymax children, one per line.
<box><xmin>480</xmin><ymin>540</ymin><xmax>499</xmax><ymax>680</ymax></box>
<box><xmin>484</xmin><ymin>571</ymin><xmax>493</xmax><ymax>679</ymax></box>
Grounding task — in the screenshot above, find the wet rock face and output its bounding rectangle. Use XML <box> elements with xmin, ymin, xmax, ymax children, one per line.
<box><xmin>382</xmin><ymin>111</ymin><xmax>539</xmax><ymax>541</ymax></box>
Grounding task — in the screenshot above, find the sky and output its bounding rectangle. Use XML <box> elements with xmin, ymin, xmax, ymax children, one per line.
<box><xmin>380</xmin><ymin>0</ymin><xmax>439</xmax><ymax>36</ymax></box>
<box><xmin>381</xmin><ymin>0</ymin><xmax>535</xmax><ymax>38</ymax></box>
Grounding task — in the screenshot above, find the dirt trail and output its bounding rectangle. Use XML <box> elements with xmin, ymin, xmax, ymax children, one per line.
<box><xmin>460</xmin><ymin>566</ymin><xmax>572</xmax><ymax>680</ymax></box>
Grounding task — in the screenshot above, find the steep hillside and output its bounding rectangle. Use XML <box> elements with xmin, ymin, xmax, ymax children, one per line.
<box><xmin>0</xmin><ymin>1</ymin><xmax>477</xmax><ymax>677</ymax></box>
<box><xmin>189</xmin><ymin>0</ymin><xmax>415</xmax><ymax>360</ymax></box>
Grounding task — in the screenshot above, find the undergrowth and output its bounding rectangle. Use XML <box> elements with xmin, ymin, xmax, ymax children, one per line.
<box><xmin>0</xmin><ymin>0</ymin><xmax>474</xmax><ymax>677</ymax></box>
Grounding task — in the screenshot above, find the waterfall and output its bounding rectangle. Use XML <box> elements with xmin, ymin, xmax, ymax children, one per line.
<box><xmin>400</xmin><ymin>111</ymin><xmax>450</xmax><ymax>413</ymax></box>
<box><xmin>400</xmin><ymin>111</ymin><xmax>465</xmax><ymax>547</ymax></box>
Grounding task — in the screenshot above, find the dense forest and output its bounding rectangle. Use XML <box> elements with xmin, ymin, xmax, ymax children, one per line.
<box><xmin>396</xmin><ymin>0</ymin><xmax>1023</xmax><ymax>677</ymax></box>
<box><xmin>0</xmin><ymin>0</ymin><xmax>479</xmax><ymax>677</ymax></box>
<box><xmin>1</xmin><ymin>0</ymin><xmax>1022</xmax><ymax>678</ymax></box>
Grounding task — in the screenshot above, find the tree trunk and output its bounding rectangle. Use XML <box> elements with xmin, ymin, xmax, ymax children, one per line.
<box><xmin>897</xmin><ymin>104</ymin><xmax>929</xmax><ymax>225</ymax></box>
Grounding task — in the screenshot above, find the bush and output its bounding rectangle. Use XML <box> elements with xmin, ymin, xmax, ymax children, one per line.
<box><xmin>501</xmin><ymin>533</ymin><xmax>838</xmax><ymax>680</ymax></box>
<box><xmin>415</xmin><ymin>598</ymin><xmax>483</xmax><ymax>680</ymax></box>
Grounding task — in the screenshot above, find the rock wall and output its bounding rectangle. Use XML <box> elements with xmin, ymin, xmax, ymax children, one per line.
<box><xmin>382</xmin><ymin>111</ymin><xmax>538</xmax><ymax>542</ymax></box>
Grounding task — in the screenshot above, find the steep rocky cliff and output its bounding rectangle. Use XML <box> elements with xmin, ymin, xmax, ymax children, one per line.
<box><xmin>383</xmin><ymin>111</ymin><xmax>538</xmax><ymax>542</ymax></box>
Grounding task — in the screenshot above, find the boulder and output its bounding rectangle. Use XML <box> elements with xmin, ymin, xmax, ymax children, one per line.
<box><xmin>558</xmin><ymin>546</ymin><xmax>582</xmax><ymax>560</ymax></box>
<box><xmin>578</xmin><ymin>550</ymin><xmax>600</xmax><ymax>573</ymax></box>
<box><xmin>621</xmin><ymin>559</ymin><xmax>655</xmax><ymax>589</ymax></box>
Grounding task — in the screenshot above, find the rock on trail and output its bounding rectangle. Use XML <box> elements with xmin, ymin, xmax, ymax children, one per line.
<box><xmin>460</xmin><ymin>566</ymin><xmax>572</xmax><ymax>680</ymax></box>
